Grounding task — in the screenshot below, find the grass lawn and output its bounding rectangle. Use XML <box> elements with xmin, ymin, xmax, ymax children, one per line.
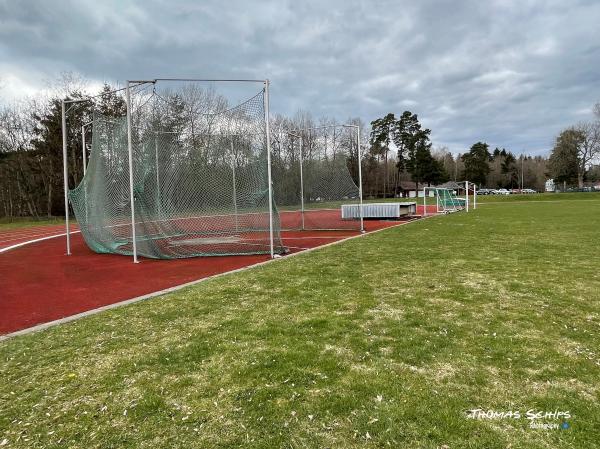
<box><xmin>1</xmin><ymin>196</ymin><xmax>598</xmax><ymax>448</ymax></box>
<box><xmin>474</xmin><ymin>191</ymin><xmax>600</xmax><ymax>204</ymax></box>
<box><xmin>0</xmin><ymin>217</ymin><xmax>65</xmax><ymax>231</ymax></box>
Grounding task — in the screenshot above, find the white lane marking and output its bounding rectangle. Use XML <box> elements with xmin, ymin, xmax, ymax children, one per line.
<box><xmin>0</xmin><ymin>231</ymin><xmax>81</xmax><ymax>254</ymax></box>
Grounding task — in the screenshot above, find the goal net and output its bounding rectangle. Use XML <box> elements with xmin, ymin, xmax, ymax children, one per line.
<box><xmin>271</xmin><ymin>124</ymin><xmax>362</xmax><ymax>231</ymax></box>
<box><xmin>69</xmin><ymin>81</ymin><xmax>286</xmax><ymax>258</ymax></box>
<box><xmin>424</xmin><ymin>188</ymin><xmax>465</xmax><ymax>214</ymax></box>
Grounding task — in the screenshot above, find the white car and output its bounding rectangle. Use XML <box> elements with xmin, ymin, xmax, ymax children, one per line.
<box><xmin>495</xmin><ymin>189</ymin><xmax>511</xmax><ymax>195</ymax></box>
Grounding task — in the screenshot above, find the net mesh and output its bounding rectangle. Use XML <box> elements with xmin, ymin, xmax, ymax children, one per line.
<box><xmin>272</xmin><ymin>125</ymin><xmax>362</xmax><ymax>230</ymax></box>
<box><xmin>69</xmin><ymin>82</ymin><xmax>285</xmax><ymax>259</ymax></box>
<box><xmin>436</xmin><ymin>189</ymin><xmax>465</xmax><ymax>213</ymax></box>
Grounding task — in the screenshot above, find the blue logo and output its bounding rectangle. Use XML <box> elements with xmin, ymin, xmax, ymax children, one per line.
<box><xmin>561</xmin><ymin>422</ymin><xmax>570</xmax><ymax>430</ymax></box>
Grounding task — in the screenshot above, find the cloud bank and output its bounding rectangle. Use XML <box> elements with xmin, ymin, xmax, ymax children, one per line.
<box><xmin>1</xmin><ymin>0</ymin><xmax>599</xmax><ymax>154</ymax></box>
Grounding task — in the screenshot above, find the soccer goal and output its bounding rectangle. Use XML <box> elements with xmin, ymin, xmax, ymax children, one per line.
<box><xmin>423</xmin><ymin>187</ymin><xmax>464</xmax><ymax>215</ymax></box>
<box><xmin>422</xmin><ymin>181</ymin><xmax>477</xmax><ymax>215</ymax></box>
<box><xmin>271</xmin><ymin>124</ymin><xmax>364</xmax><ymax>231</ymax></box>
<box><xmin>64</xmin><ymin>79</ymin><xmax>286</xmax><ymax>261</ymax></box>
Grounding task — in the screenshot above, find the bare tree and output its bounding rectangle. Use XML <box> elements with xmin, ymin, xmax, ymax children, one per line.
<box><xmin>574</xmin><ymin>120</ymin><xmax>600</xmax><ymax>188</ymax></box>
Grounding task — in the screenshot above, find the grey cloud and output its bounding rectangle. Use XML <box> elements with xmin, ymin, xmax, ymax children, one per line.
<box><xmin>1</xmin><ymin>0</ymin><xmax>599</xmax><ymax>155</ymax></box>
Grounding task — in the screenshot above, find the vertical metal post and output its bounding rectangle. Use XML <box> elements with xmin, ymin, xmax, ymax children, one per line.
<box><xmin>521</xmin><ymin>156</ymin><xmax>524</xmax><ymax>192</ymax></box>
<box><xmin>264</xmin><ymin>80</ymin><xmax>275</xmax><ymax>258</ymax></box>
<box><xmin>82</xmin><ymin>122</ymin><xmax>90</xmax><ymax>225</ymax></box>
<box><xmin>465</xmin><ymin>180</ymin><xmax>469</xmax><ymax>212</ymax></box>
<box><xmin>298</xmin><ymin>133</ymin><xmax>305</xmax><ymax>230</ymax></box>
<box><xmin>154</xmin><ymin>132</ymin><xmax>162</xmax><ymax>220</ymax></box>
<box><xmin>474</xmin><ymin>184</ymin><xmax>477</xmax><ymax>209</ymax></box>
<box><xmin>357</xmin><ymin>126</ymin><xmax>364</xmax><ymax>233</ymax></box>
<box><xmin>125</xmin><ymin>81</ymin><xmax>139</xmax><ymax>263</ymax></box>
<box><xmin>423</xmin><ymin>187</ymin><xmax>427</xmax><ymax>216</ymax></box>
<box><xmin>81</xmin><ymin>125</ymin><xmax>87</xmax><ymax>176</ymax></box>
<box><xmin>61</xmin><ymin>100</ymin><xmax>71</xmax><ymax>255</ymax></box>
<box><xmin>231</xmin><ymin>138</ymin><xmax>239</xmax><ymax>232</ymax></box>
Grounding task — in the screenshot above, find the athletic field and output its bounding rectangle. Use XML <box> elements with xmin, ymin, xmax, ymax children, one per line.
<box><xmin>0</xmin><ymin>193</ymin><xmax>598</xmax><ymax>448</ymax></box>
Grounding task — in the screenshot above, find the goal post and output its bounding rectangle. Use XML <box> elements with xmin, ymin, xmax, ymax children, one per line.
<box><xmin>462</xmin><ymin>180</ymin><xmax>477</xmax><ymax>212</ymax></box>
<box><xmin>423</xmin><ymin>186</ymin><xmax>468</xmax><ymax>215</ymax></box>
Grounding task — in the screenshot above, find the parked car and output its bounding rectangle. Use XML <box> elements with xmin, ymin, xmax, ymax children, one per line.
<box><xmin>496</xmin><ymin>189</ymin><xmax>511</xmax><ymax>195</ymax></box>
<box><xmin>522</xmin><ymin>188</ymin><xmax>537</xmax><ymax>194</ymax></box>
<box><xmin>477</xmin><ymin>188</ymin><xmax>493</xmax><ymax>195</ymax></box>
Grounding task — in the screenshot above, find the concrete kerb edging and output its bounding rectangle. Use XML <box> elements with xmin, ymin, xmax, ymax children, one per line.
<box><xmin>0</xmin><ymin>215</ymin><xmax>435</xmax><ymax>342</ymax></box>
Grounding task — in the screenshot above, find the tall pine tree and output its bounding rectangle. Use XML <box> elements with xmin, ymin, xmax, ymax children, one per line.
<box><xmin>462</xmin><ymin>142</ymin><xmax>491</xmax><ymax>186</ymax></box>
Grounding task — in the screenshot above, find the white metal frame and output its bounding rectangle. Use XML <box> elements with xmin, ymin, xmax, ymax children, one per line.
<box><xmin>347</xmin><ymin>124</ymin><xmax>365</xmax><ymax>234</ymax></box>
<box><xmin>460</xmin><ymin>181</ymin><xmax>477</xmax><ymax>212</ymax></box>
<box><xmin>61</xmin><ymin>78</ymin><xmax>276</xmax><ymax>263</ymax></box>
<box><xmin>264</xmin><ymin>79</ymin><xmax>275</xmax><ymax>258</ymax></box>
<box><xmin>286</xmin><ymin>131</ymin><xmax>305</xmax><ymax>230</ymax></box>
<box><xmin>81</xmin><ymin>120</ymin><xmax>93</xmax><ymax>176</ymax></box>
<box><xmin>61</xmin><ymin>100</ymin><xmax>70</xmax><ymax>255</ymax></box>
<box><xmin>62</xmin><ymin>84</ymin><xmax>136</xmax><ymax>257</ymax></box>
<box><xmin>285</xmin><ymin>124</ymin><xmax>364</xmax><ymax>232</ymax></box>
<box><xmin>125</xmin><ymin>81</ymin><xmax>139</xmax><ymax>262</ymax></box>
<box><xmin>423</xmin><ymin>183</ymin><xmax>477</xmax><ymax>216</ymax></box>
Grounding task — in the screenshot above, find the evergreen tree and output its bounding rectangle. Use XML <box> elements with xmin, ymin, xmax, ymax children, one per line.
<box><xmin>369</xmin><ymin>113</ymin><xmax>395</xmax><ymax>196</ymax></box>
<box><xmin>462</xmin><ymin>142</ymin><xmax>491</xmax><ymax>185</ymax></box>
<box><xmin>394</xmin><ymin>111</ymin><xmax>432</xmax><ymax>191</ymax></box>
<box><xmin>30</xmin><ymin>92</ymin><xmax>93</xmax><ymax>215</ymax></box>
<box><xmin>548</xmin><ymin>129</ymin><xmax>580</xmax><ymax>186</ymax></box>
<box><xmin>96</xmin><ymin>84</ymin><xmax>126</xmax><ymax>117</ymax></box>
<box><xmin>500</xmin><ymin>152</ymin><xmax>519</xmax><ymax>188</ymax></box>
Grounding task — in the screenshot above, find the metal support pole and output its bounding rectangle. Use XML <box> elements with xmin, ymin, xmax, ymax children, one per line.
<box><xmin>264</xmin><ymin>80</ymin><xmax>275</xmax><ymax>258</ymax></box>
<box><xmin>154</xmin><ymin>133</ymin><xmax>162</xmax><ymax>220</ymax></box>
<box><xmin>474</xmin><ymin>184</ymin><xmax>477</xmax><ymax>209</ymax></box>
<box><xmin>125</xmin><ymin>81</ymin><xmax>139</xmax><ymax>263</ymax></box>
<box><xmin>357</xmin><ymin>126</ymin><xmax>364</xmax><ymax>233</ymax></box>
<box><xmin>521</xmin><ymin>156</ymin><xmax>524</xmax><ymax>192</ymax></box>
<box><xmin>61</xmin><ymin>100</ymin><xmax>71</xmax><ymax>255</ymax></box>
<box><xmin>81</xmin><ymin>125</ymin><xmax>87</xmax><ymax>176</ymax></box>
<box><xmin>231</xmin><ymin>138</ymin><xmax>239</xmax><ymax>232</ymax></box>
<box><xmin>299</xmin><ymin>134</ymin><xmax>305</xmax><ymax>230</ymax></box>
<box><xmin>423</xmin><ymin>187</ymin><xmax>427</xmax><ymax>216</ymax></box>
<box><xmin>465</xmin><ymin>180</ymin><xmax>469</xmax><ymax>212</ymax></box>
<box><xmin>81</xmin><ymin>122</ymin><xmax>91</xmax><ymax>225</ymax></box>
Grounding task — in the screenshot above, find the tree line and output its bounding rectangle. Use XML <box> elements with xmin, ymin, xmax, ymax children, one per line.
<box><xmin>1</xmin><ymin>74</ymin><xmax>599</xmax><ymax>219</ymax></box>
<box><xmin>366</xmin><ymin>102</ymin><xmax>600</xmax><ymax>195</ymax></box>
<box><xmin>0</xmin><ymin>77</ymin><xmax>126</xmax><ymax>218</ymax></box>
<box><xmin>547</xmin><ymin>104</ymin><xmax>600</xmax><ymax>189</ymax></box>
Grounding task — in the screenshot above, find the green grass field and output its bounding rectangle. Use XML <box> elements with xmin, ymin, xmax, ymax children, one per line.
<box><xmin>0</xmin><ymin>217</ymin><xmax>65</xmax><ymax>231</ymax></box>
<box><xmin>1</xmin><ymin>195</ymin><xmax>599</xmax><ymax>448</ymax></box>
<box><xmin>474</xmin><ymin>191</ymin><xmax>600</xmax><ymax>204</ymax></box>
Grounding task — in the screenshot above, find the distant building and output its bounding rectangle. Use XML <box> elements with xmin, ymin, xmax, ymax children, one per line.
<box><xmin>397</xmin><ymin>181</ymin><xmax>419</xmax><ymax>197</ymax></box>
<box><xmin>545</xmin><ymin>179</ymin><xmax>555</xmax><ymax>192</ymax></box>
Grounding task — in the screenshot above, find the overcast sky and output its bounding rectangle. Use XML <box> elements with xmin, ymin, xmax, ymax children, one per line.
<box><xmin>1</xmin><ymin>0</ymin><xmax>599</xmax><ymax>155</ymax></box>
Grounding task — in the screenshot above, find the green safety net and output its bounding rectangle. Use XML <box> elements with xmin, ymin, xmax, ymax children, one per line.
<box><xmin>271</xmin><ymin>125</ymin><xmax>361</xmax><ymax>231</ymax></box>
<box><xmin>69</xmin><ymin>85</ymin><xmax>285</xmax><ymax>259</ymax></box>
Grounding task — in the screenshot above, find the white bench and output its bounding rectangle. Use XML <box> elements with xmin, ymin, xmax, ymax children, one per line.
<box><xmin>341</xmin><ymin>202</ymin><xmax>417</xmax><ymax>219</ymax></box>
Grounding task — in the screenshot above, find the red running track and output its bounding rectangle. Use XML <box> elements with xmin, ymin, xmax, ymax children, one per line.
<box><xmin>0</xmin><ymin>223</ymin><xmax>79</xmax><ymax>252</ymax></box>
<box><xmin>0</xmin><ymin>213</ymin><xmax>430</xmax><ymax>335</ymax></box>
